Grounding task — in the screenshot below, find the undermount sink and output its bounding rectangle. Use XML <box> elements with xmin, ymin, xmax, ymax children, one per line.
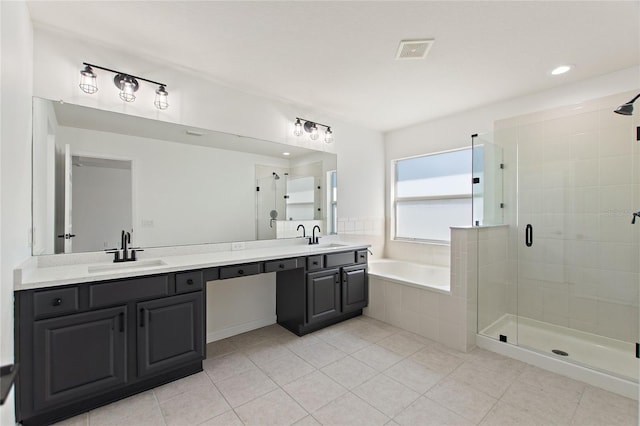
<box><xmin>88</xmin><ymin>259</ymin><xmax>167</xmax><ymax>274</ymax></box>
<box><xmin>314</xmin><ymin>243</ymin><xmax>348</xmax><ymax>249</ymax></box>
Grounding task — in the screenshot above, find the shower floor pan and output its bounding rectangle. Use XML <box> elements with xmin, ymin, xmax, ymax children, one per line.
<box><xmin>480</xmin><ymin>314</ymin><xmax>638</xmax><ymax>382</ymax></box>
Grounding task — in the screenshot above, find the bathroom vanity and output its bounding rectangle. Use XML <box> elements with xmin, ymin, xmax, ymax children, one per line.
<box><xmin>13</xmin><ymin>242</ymin><xmax>368</xmax><ymax>425</ymax></box>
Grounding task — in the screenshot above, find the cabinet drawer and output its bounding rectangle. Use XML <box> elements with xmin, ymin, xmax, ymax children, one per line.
<box><xmin>33</xmin><ymin>287</ymin><xmax>79</xmax><ymax>319</ymax></box>
<box><xmin>264</xmin><ymin>258</ymin><xmax>298</xmax><ymax>273</ymax></box>
<box><xmin>356</xmin><ymin>250</ymin><xmax>368</xmax><ymax>264</ymax></box>
<box><xmin>219</xmin><ymin>262</ymin><xmax>262</xmax><ymax>279</ymax></box>
<box><xmin>89</xmin><ymin>275</ymin><xmax>169</xmax><ymax>308</ymax></box>
<box><xmin>203</xmin><ymin>267</ymin><xmax>219</xmax><ymax>282</ymax></box>
<box><xmin>306</xmin><ymin>255</ymin><xmax>324</xmax><ymax>271</ymax></box>
<box><xmin>325</xmin><ymin>251</ymin><xmax>355</xmax><ymax>268</ymax></box>
<box><xmin>176</xmin><ymin>271</ymin><xmax>203</xmax><ymax>294</ymax></box>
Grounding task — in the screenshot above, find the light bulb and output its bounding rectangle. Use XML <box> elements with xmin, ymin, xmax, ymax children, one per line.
<box><xmin>79</xmin><ymin>65</ymin><xmax>98</xmax><ymax>94</ymax></box>
<box><xmin>154</xmin><ymin>85</ymin><xmax>169</xmax><ymax>110</ymax></box>
<box><xmin>119</xmin><ymin>76</ymin><xmax>137</xmax><ymax>102</ymax></box>
<box><xmin>309</xmin><ymin>123</ymin><xmax>319</xmax><ymax>140</ymax></box>
<box><xmin>293</xmin><ymin>118</ymin><xmax>303</xmax><ymax>137</ymax></box>
<box><xmin>324</xmin><ymin>127</ymin><xmax>334</xmax><ymax>144</ymax></box>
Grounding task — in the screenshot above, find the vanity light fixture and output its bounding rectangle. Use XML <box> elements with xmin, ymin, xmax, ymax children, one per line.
<box><xmin>293</xmin><ymin>117</ymin><xmax>334</xmax><ymax>144</ymax></box>
<box><xmin>79</xmin><ymin>62</ymin><xmax>169</xmax><ymax>110</ymax></box>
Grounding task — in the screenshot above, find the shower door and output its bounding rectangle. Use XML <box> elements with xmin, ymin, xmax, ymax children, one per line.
<box><xmin>255</xmin><ymin>174</ymin><xmax>286</xmax><ymax>240</ymax></box>
<box><xmin>515</xmin><ymin>106</ymin><xmax>639</xmax><ymax>382</ymax></box>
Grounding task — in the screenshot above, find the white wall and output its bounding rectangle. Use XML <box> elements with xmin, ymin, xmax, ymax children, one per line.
<box><xmin>384</xmin><ymin>66</ymin><xmax>640</xmax><ymax>263</ymax></box>
<box><xmin>0</xmin><ymin>1</ymin><xmax>33</xmax><ymax>424</ymax></box>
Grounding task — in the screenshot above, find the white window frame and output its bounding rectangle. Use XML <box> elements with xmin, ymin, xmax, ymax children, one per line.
<box><xmin>391</xmin><ymin>147</ymin><xmax>472</xmax><ymax>244</ymax></box>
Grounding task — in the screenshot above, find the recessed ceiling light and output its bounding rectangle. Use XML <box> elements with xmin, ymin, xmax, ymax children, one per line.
<box><xmin>282</xmin><ymin>152</ymin><xmax>290</xmax><ymax>156</ymax></box>
<box><xmin>550</xmin><ymin>65</ymin><xmax>573</xmax><ymax>75</ymax></box>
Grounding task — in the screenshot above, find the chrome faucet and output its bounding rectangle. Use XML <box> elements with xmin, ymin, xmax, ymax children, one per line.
<box><xmin>297</xmin><ymin>224</ymin><xmax>306</xmax><ymax>238</ymax></box>
<box><xmin>310</xmin><ymin>225</ymin><xmax>321</xmax><ymax>245</ymax></box>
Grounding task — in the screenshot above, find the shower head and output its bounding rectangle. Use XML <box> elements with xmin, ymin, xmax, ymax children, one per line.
<box><xmin>272</xmin><ymin>172</ymin><xmax>280</xmax><ymax>180</ymax></box>
<box><xmin>614</xmin><ymin>93</ymin><xmax>640</xmax><ymax>115</ymax></box>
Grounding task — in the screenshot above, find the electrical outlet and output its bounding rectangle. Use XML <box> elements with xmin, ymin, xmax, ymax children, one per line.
<box><xmin>231</xmin><ymin>242</ymin><xmax>245</xmax><ymax>251</ymax></box>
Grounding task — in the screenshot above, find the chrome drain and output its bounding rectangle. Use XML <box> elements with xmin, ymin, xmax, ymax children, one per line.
<box><xmin>552</xmin><ymin>349</ymin><xmax>569</xmax><ymax>356</ymax></box>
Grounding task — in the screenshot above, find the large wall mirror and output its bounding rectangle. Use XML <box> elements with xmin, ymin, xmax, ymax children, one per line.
<box><xmin>32</xmin><ymin>97</ymin><xmax>337</xmax><ymax>255</ymax></box>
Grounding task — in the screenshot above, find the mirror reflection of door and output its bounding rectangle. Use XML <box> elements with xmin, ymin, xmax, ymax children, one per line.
<box><xmin>57</xmin><ymin>154</ymin><xmax>133</xmax><ymax>253</ymax></box>
<box><xmin>63</xmin><ymin>144</ymin><xmax>73</xmax><ymax>253</ymax></box>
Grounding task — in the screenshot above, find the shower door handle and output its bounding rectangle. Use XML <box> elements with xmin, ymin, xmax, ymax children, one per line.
<box><xmin>525</xmin><ymin>224</ymin><xmax>533</xmax><ymax>247</ymax></box>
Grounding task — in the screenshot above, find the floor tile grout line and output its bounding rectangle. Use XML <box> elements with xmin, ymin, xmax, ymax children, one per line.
<box><xmin>151</xmin><ymin>389</ymin><xmax>169</xmax><ymax>426</ymax></box>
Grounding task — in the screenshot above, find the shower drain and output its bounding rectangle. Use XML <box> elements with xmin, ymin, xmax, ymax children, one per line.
<box><xmin>552</xmin><ymin>349</ymin><xmax>569</xmax><ymax>357</ymax></box>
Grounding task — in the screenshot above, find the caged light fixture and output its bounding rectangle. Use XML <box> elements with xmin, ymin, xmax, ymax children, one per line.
<box><xmin>293</xmin><ymin>117</ymin><xmax>334</xmax><ymax>144</ymax></box>
<box><xmin>78</xmin><ymin>62</ymin><xmax>169</xmax><ymax>110</ymax></box>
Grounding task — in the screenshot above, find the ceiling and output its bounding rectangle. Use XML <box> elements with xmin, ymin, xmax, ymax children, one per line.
<box><xmin>27</xmin><ymin>1</ymin><xmax>640</xmax><ymax>132</ymax></box>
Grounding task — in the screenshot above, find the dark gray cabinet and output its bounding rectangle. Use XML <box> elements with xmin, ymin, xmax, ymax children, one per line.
<box><xmin>277</xmin><ymin>250</ymin><xmax>368</xmax><ymax>335</ymax></box>
<box><xmin>137</xmin><ymin>292</ymin><xmax>204</xmax><ymax>377</ymax></box>
<box><xmin>342</xmin><ymin>265</ymin><xmax>368</xmax><ymax>313</ymax></box>
<box><xmin>306</xmin><ymin>269</ymin><xmax>341</xmax><ymax>324</ymax></box>
<box><xmin>15</xmin><ymin>272</ymin><xmax>206</xmax><ymax>426</ymax></box>
<box><xmin>33</xmin><ymin>306</ymin><xmax>127</xmax><ymax>411</ymax></box>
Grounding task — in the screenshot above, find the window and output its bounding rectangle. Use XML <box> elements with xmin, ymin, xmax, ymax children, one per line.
<box><xmin>393</xmin><ymin>148</ymin><xmax>472</xmax><ymax>242</ymax></box>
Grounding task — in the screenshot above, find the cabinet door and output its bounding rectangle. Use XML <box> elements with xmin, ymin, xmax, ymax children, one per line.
<box><xmin>306</xmin><ymin>269</ymin><xmax>341</xmax><ymax>324</ymax></box>
<box><xmin>342</xmin><ymin>266</ymin><xmax>368</xmax><ymax>313</ymax></box>
<box><xmin>33</xmin><ymin>306</ymin><xmax>127</xmax><ymax>411</ymax></box>
<box><xmin>137</xmin><ymin>292</ymin><xmax>204</xmax><ymax>378</ymax></box>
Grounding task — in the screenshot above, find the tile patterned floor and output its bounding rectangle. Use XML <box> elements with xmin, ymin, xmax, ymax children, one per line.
<box><xmin>54</xmin><ymin>316</ymin><xmax>638</xmax><ymax>426</ymax></box>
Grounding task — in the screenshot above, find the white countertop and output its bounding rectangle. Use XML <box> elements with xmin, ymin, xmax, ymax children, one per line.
<box><xmin>14</xmin><ymin>239</ymin><xmax>370</xmax><ymax>291</ymax></box>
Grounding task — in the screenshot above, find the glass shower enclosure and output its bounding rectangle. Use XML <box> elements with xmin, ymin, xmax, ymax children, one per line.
<box><xmin>475</xmin><ymin>98</ymin><xmax>640</xmax><ymax>384</ymax></box>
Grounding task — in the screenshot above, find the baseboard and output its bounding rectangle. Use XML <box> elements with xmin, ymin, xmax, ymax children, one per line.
<box><xmin>206</xmin><ymin>316</ymin><xmax>277</xmax><ymax>343</ymax></box>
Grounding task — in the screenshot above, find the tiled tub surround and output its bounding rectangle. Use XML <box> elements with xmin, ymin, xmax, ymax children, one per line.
<box><xmin>52</xmin><ymin>317</ymin><xmax>638</xmax><ymax>426</ymax></box>
<box><xmin>365</xmin><ymin>227</ymin><xmax>479</xmax><ymax>353</ymax></box>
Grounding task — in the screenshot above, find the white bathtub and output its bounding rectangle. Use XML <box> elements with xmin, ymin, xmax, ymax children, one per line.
<box><xmin>368</xmin><ymin>259</ymin><xmax>450</xmax><ymax>293</ymax></box>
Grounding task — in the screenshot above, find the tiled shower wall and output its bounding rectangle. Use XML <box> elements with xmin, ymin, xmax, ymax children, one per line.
<box><xmin>365</xmin><ymin>227</ymin><xmax>477</xmax><ymax>352</ymax></box>
<box><xmin>494</xmin><ymin>91</ymin><xmax>640</xmax><ymax>343</ymax></box>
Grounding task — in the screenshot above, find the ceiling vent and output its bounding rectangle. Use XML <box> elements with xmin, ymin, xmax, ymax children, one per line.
<box><xmin>396</xmin><ymin>39</ymin><xmax>434</xmax><ymax>60</ymax></box>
